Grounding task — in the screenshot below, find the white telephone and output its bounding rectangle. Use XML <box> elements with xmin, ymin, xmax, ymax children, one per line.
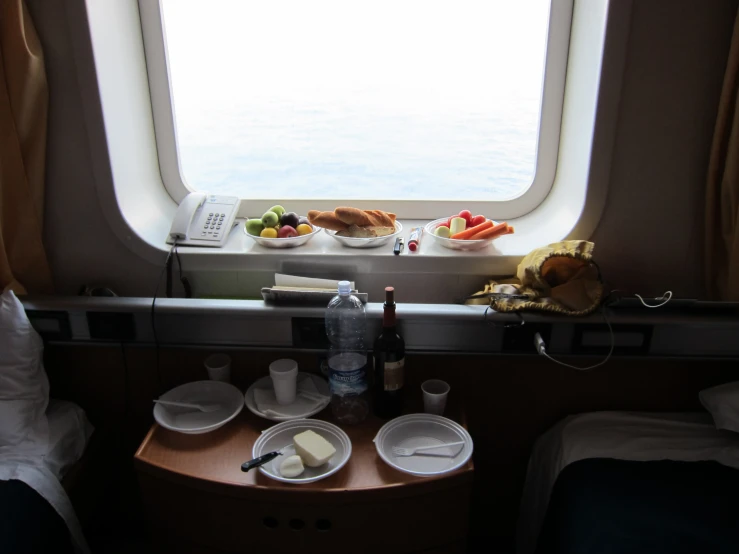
<box><xmin>167</xmin><ymin>192</ymin><xmax>241</xmax><ymax>247</ymax></box>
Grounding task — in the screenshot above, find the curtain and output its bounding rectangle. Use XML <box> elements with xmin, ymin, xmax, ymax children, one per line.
<box><xmin>706</xmin><ymin>12</ymin><xmax>739</xmax><ymax>301</ymax></box>
<box><xmin>0</xmin><ymin>0</ymin><xmax>53</xmax><ymax>294</ymax></box>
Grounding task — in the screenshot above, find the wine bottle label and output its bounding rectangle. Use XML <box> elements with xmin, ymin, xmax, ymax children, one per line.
<box><xmin>383</xmin><ymin>358</ymin><xmax>405</xmax><ymax>391</ymax></box>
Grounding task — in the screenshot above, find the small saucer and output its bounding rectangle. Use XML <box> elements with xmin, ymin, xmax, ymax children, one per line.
<box><xmin>244</xmin><ymin>373</ymin><xmax>330</xmax><ymax>421</ymax></box>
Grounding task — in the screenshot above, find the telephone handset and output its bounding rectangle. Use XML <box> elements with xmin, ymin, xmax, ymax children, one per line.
<box><xmin>167</xmin><ymin>192</ymin><xmax>241</xmax><ymax>247</ymax></box>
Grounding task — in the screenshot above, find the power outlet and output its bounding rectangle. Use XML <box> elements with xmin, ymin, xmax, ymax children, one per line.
<box><xmin>502</xmin><ymin>323</ymin><xmax>552</xmax><ymax>354</ymax></box>
<box><xmin>292</xmin><ymin>317</ymin><xmax>329</xmax><ymax>349</ymax></box>
<box><xmin>86</xmin><ymin>312</ymin><xmax>135</xmax><ymax>341</ymax></box>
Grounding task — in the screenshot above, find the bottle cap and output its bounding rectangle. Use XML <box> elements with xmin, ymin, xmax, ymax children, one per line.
<box><xmin>338</xmin><ymin>280</ymin><xmax>352</xmax><ymax>295</ymax></box>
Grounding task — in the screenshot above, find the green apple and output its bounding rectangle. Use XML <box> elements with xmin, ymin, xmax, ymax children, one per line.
<box><xmin>261</xmin><ymin>211</ymin><xmax>279</xmax><ymax>228</ymax></box>
<box><xmin>245</xmin><ymin>218</ymin><xmax>264</xmax><ymax>236</ymax></box>
<box><xmin>269</xmin><ymin>205</ymin><xmax>286</xmax><ymax>218</ymax></box>
<box><xmin>435</xmin><ymin>225</ymin><xmax>452</xmax><ymax>238</ymax></box>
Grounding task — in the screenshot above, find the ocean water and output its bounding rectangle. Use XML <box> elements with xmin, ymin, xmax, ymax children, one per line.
<box><xmin>162</xmin><ymin>0</ymin><xmax>549</xmax><ymax>202</ymax></box>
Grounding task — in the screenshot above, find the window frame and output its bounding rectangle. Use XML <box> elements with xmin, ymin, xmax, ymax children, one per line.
<box><xmin>70</xmin><ymin>0</ymin><xmax>627</xmax><ymax>278</ymax></box>
<box><xmin>139</xmin><ymin>0</ymin><xmax>573</xmax><ymax>220</ymax></box>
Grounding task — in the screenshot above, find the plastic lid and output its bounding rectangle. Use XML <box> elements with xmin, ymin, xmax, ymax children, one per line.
<box><xmin>338</xmin><ymin>280</ymin><xmax>352</xmax><ymax>295</ymax></box>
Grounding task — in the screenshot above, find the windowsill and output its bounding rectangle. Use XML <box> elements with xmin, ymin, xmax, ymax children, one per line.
<box><xmin>175</xmin><ymin>219</ymin><xmax>520</xmax><ymax>274</ymax></box>
<box><xmin>162</xmin><ymin>213</ymin><xmax>575</xmax><ymax>275</ymax></box>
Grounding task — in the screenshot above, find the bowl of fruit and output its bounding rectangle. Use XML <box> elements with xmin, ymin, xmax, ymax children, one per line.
<box><xmin>424</xmin><ymin>210</ymin><xmax>514</xmax><ymax>251</ymax></box>
<box><xmin>244</xmin><ymin>205</ymin><xmax>320</xmax><ymax>249</ymax></box>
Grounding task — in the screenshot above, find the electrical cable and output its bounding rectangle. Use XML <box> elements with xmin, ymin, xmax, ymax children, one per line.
<box><xmin>151</xmin><ymin>243</ymin><xmax>177</xmax><ymax>394</ymax></box>
<box><xmin>173</xmin><ymin>246</ymin><xmax>192</xmax><ymax>298</ymax></box>
<box><xmin>119</xmin><ymin>340</ymin><xmax>130</xmax><ymax>433</ymax></box>
<box><xmin>533</xmin><ymin>303</ymin><xmax>614</xmax><ymax>371</ymax></box>
<box><xmin>118</xmin><ymin>339</ymin><xmax>136</xmax><ymax>465</ymax></box>
<box><xmin>635</xmin><ymin>290</ymin><xmax>672</xmax><ymax>308</ymax></box>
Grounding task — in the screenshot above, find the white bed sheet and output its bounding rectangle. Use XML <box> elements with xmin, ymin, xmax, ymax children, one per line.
<box><xmin>0</xmin><ymin>399</ymin><xmax>94</xmax><ymax>554</ymax></box>
<box><xmin>43</xmin><ymin>399</ymin><xmax>94</xmax><ymax>479</ymax></box>
<box><xmin>517</xmin><ymin>411</ymin><xmax>739</xmax><ymax>554</ymax></box>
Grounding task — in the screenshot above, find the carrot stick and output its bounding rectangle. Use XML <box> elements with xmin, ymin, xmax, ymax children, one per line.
<box><xmin>475</xmin><ymin>227</ymin><xmax>509</xmax><ymax>241</ymax></box>
<box><xmin>469</xmin><ymin>221</ymin><xmax>508</xmax><ymax>240</ymax></box>
<box><xmin>490</xmin><ymin>224</ymin><xmax>514</xmax><ymax>238</ymax></box>
<box><xmin>451</xmin><ymin>219</ymin><xmax>493</xmax><ymax>240</ymax></box>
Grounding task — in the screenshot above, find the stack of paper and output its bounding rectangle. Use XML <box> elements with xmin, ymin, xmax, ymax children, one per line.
<box><xmin>274</xmin><ymin>274</ymin><xmax>355</xmax><ymax>290</ymax></box>
<box><xmin>261</xmin><ymin>274</ymin><xmax>367</xmax><ymax>305</ymax></box>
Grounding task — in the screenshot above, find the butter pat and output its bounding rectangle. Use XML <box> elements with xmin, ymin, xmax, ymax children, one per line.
<box><xmin>293</xmin><ymin>430</ymin><xmax>336</xmax><ymax>467</ymax></box>
<box><xmin>279</xmin><ymin>455</ymin><xmax>305</xmax><ymax>478</ymax></box>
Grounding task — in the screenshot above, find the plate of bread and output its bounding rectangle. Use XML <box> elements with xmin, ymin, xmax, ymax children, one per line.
<box><xmin>309</xmin><ymin>207</ymin><xmax>401</xmax><ymax>249</ymax></box>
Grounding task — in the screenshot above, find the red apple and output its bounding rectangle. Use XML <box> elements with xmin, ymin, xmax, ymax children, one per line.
<box><xmin>470</xmin><ymin>214</ymin><xmax>486</xmax><ymax>227</ymax></box>
<box><xmin>277</xmin><ymin>225</ymin><xmax>298</xmax><ymax>238</ymax></box>
<box><xmin>437</xmin><ymin>222</ymin><xmax>450</xmax><ymax>230</ymax></box>
<box><xmin>458</xmin><ymin>210</ymin><xmax>473</xmax><ymax>227</ymax></box>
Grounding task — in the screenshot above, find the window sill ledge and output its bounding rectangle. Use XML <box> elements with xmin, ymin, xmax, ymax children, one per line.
<box><xmin>159</xmin><ymin>213</ymin><xmax>574</xmax><ymax>275</ymax></box>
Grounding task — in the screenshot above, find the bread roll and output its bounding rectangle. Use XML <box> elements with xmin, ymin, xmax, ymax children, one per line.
<box><xmin>307</xmin><ymin>210</ymin><xmax>349</xmax><ymax>232</ymax></box>
<box><xmin>365</xmin><ymin>226</ymin><xmax>396</xmax><ymax>236</ymax></box>
<box><xmin>364</xmin><ymin>210</ymin><xmax>395</xmax><ymax>227</ymax></box>
<box><xmin>336</xmin><ymin>225</ymin><xmax>376</xmax><ymax>238</ymax></box>
<box><xmin>334</xmin><ymin>207</ymin><xmax>373</xmax><ymax>227</ymax></box>
<box><xmin>335</xmin><ymin>225</ymin><xmax>396</xmax><ymax>238</ymax></box>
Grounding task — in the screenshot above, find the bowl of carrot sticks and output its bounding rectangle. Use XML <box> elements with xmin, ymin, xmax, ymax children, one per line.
<box><xmin>424</xmin><ymin>215</ymin><xmax>515</xmax><ymax>251</ymax></box>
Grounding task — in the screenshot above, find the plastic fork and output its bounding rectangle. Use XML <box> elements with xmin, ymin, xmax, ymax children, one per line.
<box><xmin>154</xmin><ymin>399</ymin><xmax>220</xmax><ymax>413</ymax></box>
<box><xmin>391</xmin><ymin>441</ymin><xmax>465</xmax><ymax>457</ymax></box>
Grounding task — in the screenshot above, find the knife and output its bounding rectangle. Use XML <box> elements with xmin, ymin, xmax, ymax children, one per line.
<box><xmin>241</xmin><ymin>450</ymin><xmax>283</xmax><ymax>472</ymax></box>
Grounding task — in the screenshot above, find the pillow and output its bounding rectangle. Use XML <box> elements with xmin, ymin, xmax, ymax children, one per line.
<box><xmin>0</xmin><ymin>290</ymin><xmax>49</xmax><ymax>445</ymax></box>
<box><xmin>700</xmin><ymin>381</ymin><xmax>739</xmax><ymax>434</ymax></box>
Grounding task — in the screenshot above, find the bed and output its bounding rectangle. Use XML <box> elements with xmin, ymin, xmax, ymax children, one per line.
<box><xmin>0</xmin><ymin>290</ymin><xmax>95</xmax><ymax>553</ymax></box>
<box><xmin>0</xmin><ymin>399</ymin><xmax>94</xmax><ymax>554</ymax></box>
<box><xmin>517</xmin><ymin>411</ymin><xmax>739</xmax><ymax>554</ymax></box>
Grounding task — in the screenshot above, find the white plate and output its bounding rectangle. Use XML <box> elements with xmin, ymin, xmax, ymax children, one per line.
<box><xmin>244</xmin><ymin>222</ymin><xmax>321</xmax><ymax>248</ymax></box>
<box><xmin>324</xmin><ymin>221</ymin><xmax>402</xmax><ymax>249</ymax></box>
<box><xmin>424</xmin><ymin>217</ymin><xmax>497</xmax><ymax>251</ymax></box>
<box><xmin>244</xmin><ymin>373</ymin><xmax>331</xmax><ymax>421</ymax></box>
<box><xmin>154</xmin><ymin>381</ymin><xmax>244</xmax><ymax>435</ymax></box>
<box><xmin>253</xmin><ymin>419</ymin><xmax>351</xmax><ymax>484</ymax></box>
<box><xmin>374</xmin><ymin>414</ymin><xmax>473</xmax><ymax>477</ymax></box>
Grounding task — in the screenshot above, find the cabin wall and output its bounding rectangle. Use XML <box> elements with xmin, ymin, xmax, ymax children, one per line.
<box><xmin>26</xmin><ymin>0</ymin><xmax>738</xmax><ymax>299</ymax></box>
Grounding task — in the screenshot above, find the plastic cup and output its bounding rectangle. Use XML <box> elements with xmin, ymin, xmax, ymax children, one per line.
<box><xmin>422</xmin><ymin>379</ymin><xmax>450</xmax><ymax>415</ymax></box>
<box><xmin>204</xmin><ymin>353</ymin><xmax>231</xmax><ymax>383</ymax></box>
<box><xmin>270</xmin><ymin>359</ymin><xmax>299</xmax><ymax>405</ymax></box>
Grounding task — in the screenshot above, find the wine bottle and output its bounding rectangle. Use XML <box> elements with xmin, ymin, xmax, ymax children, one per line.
<box><xmin>373</xmin><ymin>286</ymin><xmax>405</xmax><ymax>419</ymax></box>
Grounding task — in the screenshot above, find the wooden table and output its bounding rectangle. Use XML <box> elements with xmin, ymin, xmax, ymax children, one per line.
<box><xmin>135</xmin><ymin>408</ymin><xmax>474</xmax><ymax>554</ymax></box>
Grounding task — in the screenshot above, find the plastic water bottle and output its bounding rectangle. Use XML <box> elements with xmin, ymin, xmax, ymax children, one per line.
<box><xmin>325</xmin><ymin>281</ymin><xmax>370</xmax><ymax>424</ymax></box>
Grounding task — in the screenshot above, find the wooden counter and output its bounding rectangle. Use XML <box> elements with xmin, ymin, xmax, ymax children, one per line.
<box><xmin>135</xmin><ymin>408</ymin><xmax>474</xmax><ymax>553</ymax></box>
